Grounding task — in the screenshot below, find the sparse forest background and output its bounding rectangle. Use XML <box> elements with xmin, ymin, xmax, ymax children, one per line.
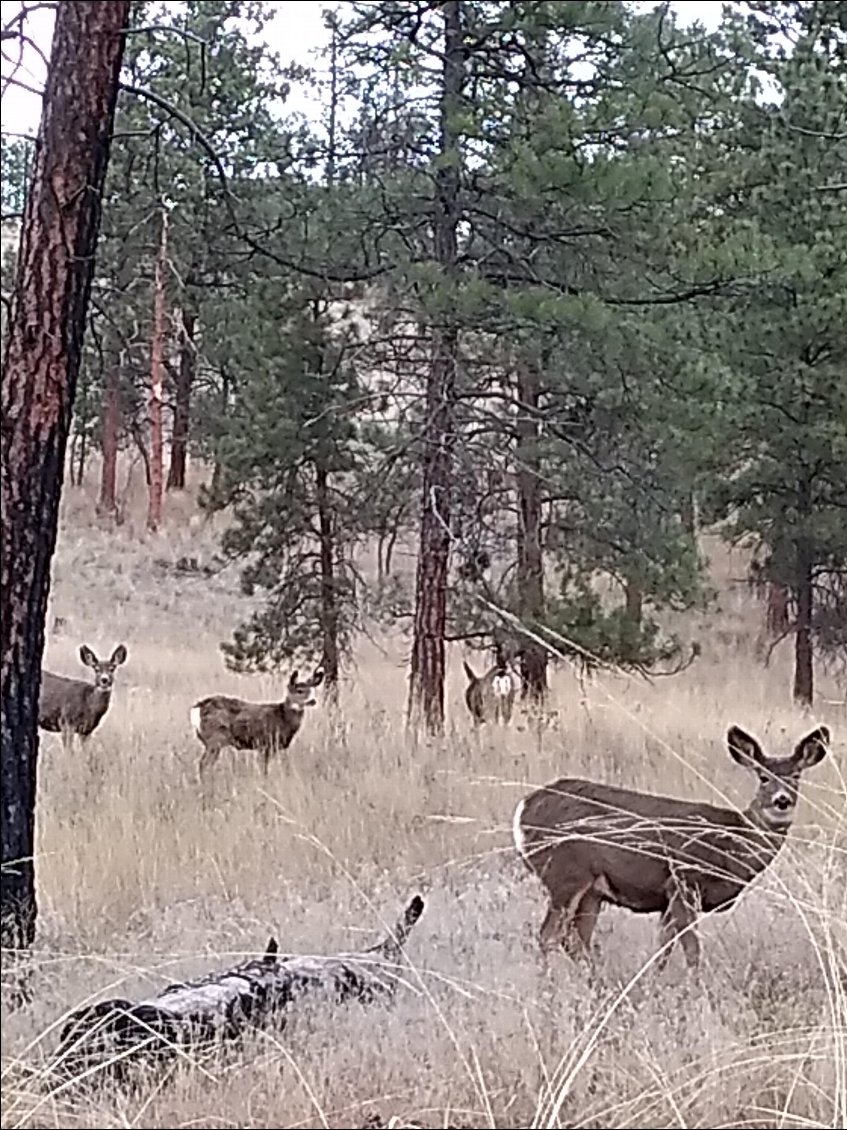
<box><xmin>1</xmin><ymin>2</ymin><xmax>846</xmax><ymax>1127</ymax></box>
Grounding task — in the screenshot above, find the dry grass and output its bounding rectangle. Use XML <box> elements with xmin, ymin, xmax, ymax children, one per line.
<box><xmin>2</xmin><ymin>475</ymin><xmax>846</xmax><ymax>1129</ymax></box>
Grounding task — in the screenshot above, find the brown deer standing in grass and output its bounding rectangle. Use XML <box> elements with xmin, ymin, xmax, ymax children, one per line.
<box><xmin>190</xmin><ymin>666</ymin><xmax>325</xmax><ymax>778</ymax></box>
<box><xmin>513</xmin><ymin>725</ymin><xmax>830</xmax><ymax>970</ymax></box>
<box><xmin>463</xmin><ymin>647</ymin><xmax>518</xmax><ymax>725</ymax></box>
<box><xmin>39</xmin><ymin>644</ymin><xmax>128</xmax><ymax>752</ymax></box>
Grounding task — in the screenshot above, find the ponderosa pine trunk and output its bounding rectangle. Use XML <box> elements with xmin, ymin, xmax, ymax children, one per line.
<box><xmin>0</xmin><ymin>0</ymin><xmax>131</xmax><ymax>956</ymax></box>
<box><xmin>793</xmin><ymin>540</ymin><xmax>814</xmax><ymax>706</ymax></box>
<box><xmin>97</xmin><ymin>361</ymin><xmax>121</xmax><ymax>516</ymax></box>
<box><xmin>515</xmin><ymin>364</ymin><xmax>547</xmax><ymax>701</ymax></box>
<box><xmin>407</xmin><ymin>0</ymin><xmax>463</xmax><ymax>733</ymax></box>
<box><xmin>167</xmin><ymin>306</ymin><xmax>195</xmax><ymax>490</ymax></box>
<box><xmin>146</xmin><ymin>209</ymin><xmax>168</xmax><ymax>531</ymax></box>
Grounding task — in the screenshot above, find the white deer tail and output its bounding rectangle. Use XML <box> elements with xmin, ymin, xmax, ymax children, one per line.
<box><xmin>189</xmin><ymin>705</ymin><xmax>202</xmax><ymax>736</ymax></box>
<box><xmin>512</xmin><ymin>797</ymin><xmax>528</xmax><ymax>862</ymax></box>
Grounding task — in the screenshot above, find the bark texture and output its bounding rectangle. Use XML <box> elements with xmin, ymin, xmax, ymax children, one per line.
<box><xmin>146</xmin><ymin>210</ymin><xmax>168</xmax><ymax>530</ymax></box>
<box><xmin>167</xmin><ymin>306</ymin><xmax>195</xmax><ymax>490</ymax></box>
<box><xmin>515</xmin><ymin>364</ymin><xmax>547</xmax><ymax>701</ymax></box>
<box><xmin>407</xmin><ymin>0</ymin><xmax>463</xmax><ymax>733</ymax></box>
<box><xmin>0</xmin><ymin>1</ymin><xmax>131</xmax><ymax>956</ymax></box>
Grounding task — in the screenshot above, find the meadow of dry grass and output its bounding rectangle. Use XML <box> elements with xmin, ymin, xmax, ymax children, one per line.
<box><xmin>1</xmin><ymin>474</ymin><xmax>845</xmax><ymax>1129</ymax></box>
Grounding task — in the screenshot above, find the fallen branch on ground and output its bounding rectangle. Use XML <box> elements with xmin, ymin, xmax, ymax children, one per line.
<box><xmin>53</xmin><ymin>895</ymin><xmax>424</xmax><ymax>1082</ymax></box>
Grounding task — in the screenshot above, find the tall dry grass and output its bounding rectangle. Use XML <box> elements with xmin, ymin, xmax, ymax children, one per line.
<box><xmin>1</xmin><ymin>475</ymin><xmax>845</xmax><ymax>1129</ymax></box>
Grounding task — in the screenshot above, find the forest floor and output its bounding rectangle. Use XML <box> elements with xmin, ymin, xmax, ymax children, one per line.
<box><xmin>1</xmin><ymin>473</ymin><xmax>845</xmax><ymax>1129</ymax></box>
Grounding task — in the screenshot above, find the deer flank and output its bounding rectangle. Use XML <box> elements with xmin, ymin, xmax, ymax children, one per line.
<box><xmin>514</xmin><ymin>725</ymin><xmax>830</xmax><ymax>969</ymax></box>
<box><xmin>191</xmin><ymin>666</ymin><xmax>325</xmax><ymax>778</ymax></box>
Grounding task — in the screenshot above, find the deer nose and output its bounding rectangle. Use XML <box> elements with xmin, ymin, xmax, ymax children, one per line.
<box><xmin>773</xmin><ymin>795</ymin><xmax>791</xmax><ymax>811</ymax></box>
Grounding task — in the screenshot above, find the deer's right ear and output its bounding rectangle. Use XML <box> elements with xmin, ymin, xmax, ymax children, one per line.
<box><xmin>727</xmin><ymin>726</ymin><xmax>764</xmax><ymax>768</ymax></box>
<box><xmin>289</xmin><ymin>669</ymin><xmax>300</xmax><ymax>687</ymax></box>
<box><xmin>311</xmin><ymin>667</ymin><xmax>325</xmax><ymax>687</ymax></box>
<box><xmin>79</xmin><ymin>645</ymin><xmax>97</xmax><ymax>668</ymax></box>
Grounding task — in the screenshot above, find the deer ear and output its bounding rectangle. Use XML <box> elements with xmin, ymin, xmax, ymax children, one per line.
<box><xmin>793</xmin><ymin>726</ymin><xmax>829</xmax><ymax>770</ymax></box>
<box><xmin>79</xmin><ymin>645</ymin><xmax>97</xmax><ymax>668</ymax></box>
<box><xmin>111</xmin><ymin>645</ymin><xmax>128</xmax><ymax>666</ymax></box>
<box><xmin>727</xmin><ymin>726</ymin><xmax>764</xmax><ymax>768</ymax></box>
<box><xmin>311</xmin><ymin>667</ymin><xmax>325</xmax><ymax>687</ymax></box>
<box><xmin>289</xmin><ymin>669</ymin><xmax>300</xmax><ymax>687</ymax></box>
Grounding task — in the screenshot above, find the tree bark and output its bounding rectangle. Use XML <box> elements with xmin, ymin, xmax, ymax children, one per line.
<box><xmin>515</xmin><ymin>364</ymin><xmax>547</xmax><ymax>701</ymax></box>
<box><xmin>766</xmin><ymin>581</ymin><xmax>789</xmax><ymax>637</ymax></box>
<box><xmin>97</xmin><ymin>362</ymin><xmax>121</xmax><ymax>515</ymax></box>
<box><xmin>316</xmin><ymin>462</ymin><xmax>340</xmax><ymax>695</ymax></box>
<box><xmin>0</xmin><ymin>0</ymin><xmax>131</xmax><ymax>957</ymax></box>
<box><xmin>624</xmin><ymin>578</ymin><xmax>644</xmax><ymax>626</ymax></box>
<box><xmin>793</xmin><ymin>540</ymin><xmax>814</xmax><ymax>706</ymax></box>
<box><xmin>55</xmin><ymin>896</ymin><xmax>423</xmax><ymax>1082</ymax></box>
<box><xmin>147</xmin><ymin>209</ymin><xmax>168</xmax><ymax>531</ymax></box>
<box><xmin>167</xmin><ymin>306</ymin><xmax>196</xmax><ymax>490</ymax></box>
<box><xmin>407</xmin><ymin>0</ymin><xmax>463</xmax><ymax>733</ymax></box>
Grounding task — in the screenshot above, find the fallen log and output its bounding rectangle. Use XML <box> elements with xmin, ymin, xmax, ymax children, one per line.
<box><xmin>54</xmin><ymin>894</ymin><xmax>424</xmax><ymax>1082</ymax></box>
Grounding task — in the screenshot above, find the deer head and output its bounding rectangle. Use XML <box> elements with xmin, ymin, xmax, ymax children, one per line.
<box><xmin>285</xmin><ymin>666</ymin><xmax>325</xmax><ymax>712</ymax></box>
<box><xmin>79</xmin><ymin>644</ymin><xmax>128</xmax><ymax>692</ymax></box>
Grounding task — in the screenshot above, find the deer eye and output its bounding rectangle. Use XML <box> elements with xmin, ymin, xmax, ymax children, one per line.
<box><xmin>758</xmin><ymin>772</ymin><xmax>771</xmax><ymax>784</ymax></box>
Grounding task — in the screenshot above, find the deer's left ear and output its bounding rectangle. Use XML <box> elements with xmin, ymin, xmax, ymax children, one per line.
<box><xmin>793</xmin><ymin>726</ymin><xmax>830</xmax><ymax>770</ymax></box>
<box><xmin>111</xmin><ymin>644</ymin><xmax>128</xmax><ymax>666</ymax></box>
<box><xmin>289</xmin><ymin>669</ymin><xmax>300</xmax><ymax>688</ymax></box>
<box><xmin>311</xmin><ymin>667</ymin><xmax>325</xmax><ymax>687</ymax></box>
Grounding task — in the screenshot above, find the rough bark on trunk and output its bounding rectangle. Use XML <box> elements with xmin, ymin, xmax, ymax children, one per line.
<box><xmin>98</xmin><ymin>363</ymin><xmax>121</xmax><ymax>516</ymax></box>
<box><xmin>147</xmin><ymin>210</ymin><xmax>168</xmax><ymax>531</ymax></box>
<box><xmin>167</xmin><ymin>306</ymin><xmax>195</xmax><ymax>490</ymax></box>
<box><xmin>316</xmin><ymin>462</ymin><xmax>340</xmax><ymax>695</ymax></box>
<box><xmin>0</xmin><ymin>1</ymin><xmax>130</xmax><ymax>959</ymax></box>
<box><xmin>515</xmin><ymin>364</ymin><xmax>547</xmax><ymax>701</ymax></box>
<box><xmin>624</xmin><ymin>579</ymin><xmax>644</xmax><ymax>626</ymax></box>
<box><xmin>766</xmin><ymin>581</ymin><xmax>790</xmax><ymax>637</ymax></box>
<box><xmin>55</xmin><ymin>896</ymin><xmax>424</xmax><ymax>1082</ymax></box>
<box><xmin>407</xmin><ymin>0</ymin><xmax>463</xmax><ymax>734</ymax></box>
<box><xmin>793</xmin><ymin>541</ymin><xmax>814</xmax><ymax>706</ymax></box>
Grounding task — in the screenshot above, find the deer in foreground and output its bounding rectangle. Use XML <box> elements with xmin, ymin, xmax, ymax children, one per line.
<box><xmin>513</xmin><ymin>725</ymin><xmax>830</xmax><ymax>970</ymax></box>
<box><xmin>463</xmin><ymin>649</ymin><xmax>518</xmax><ymax>725</ymax></box>
<box><xmin>190</xmin><ymin>666</ymin><xmax>325</xmax><ymax>778</ymax></box>
<box><xmin>39</xmin><ymin>644</ymin><xmax>128</xmax><ymax>752</ymax></box>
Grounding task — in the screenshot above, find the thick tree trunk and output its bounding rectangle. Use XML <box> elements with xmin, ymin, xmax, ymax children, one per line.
<box><xmin>55</xmin><ymin>896</ymin><xmax>423</xmax><ymax>1082</ymax></box>
<box><xmin>316</xmin><ymin>462</ymin><xmax>340</xmax><ymax>695</ymax></box>
<box><xmin>0</xmin><ymin>1</ymin><xmax>130</xmax><ymax>958</ymax></box>
<box><xmin>515</xmin><ymin>364</ymin><xmax>547</xmax><ymax>701</ymax></box>
<box><xmin>97</xmin><ymin>362</ymin><xmax>121</xmax><ymax>516</ymax></box>
<box><xmin>624</xmin><ymin>578</ymin><xmax>644</xmax><ymax>626</ymax></box>
<box><xmin>147</xmin><ymin>210</ymin><xmax>168</xmax><ymax>531</ymax></box>
<box><xmin>167</xmin><ymin>306</ymin><xmax>196</xmax><ymax>490</ymax></box>
<box><xmin>793</xmin><ymin>542</ymin><xmax>814</xmax><ymax>706</ymax></box>
<box><xmin>766</xmin><ymin>581</ymin><xmax>790</xmax><ymax>637</ymax></box>
<box><xmin>407</xmin><ymin>0</ymin><xmax>463</xmax><ymax>733</ymax></box>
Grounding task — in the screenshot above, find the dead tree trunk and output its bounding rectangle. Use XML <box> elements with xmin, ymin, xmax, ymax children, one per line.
<box><xmin>515</xmin><ymin>364</ymin><xmax>547</xmax><ymax>702</ymax></box>
<box><xmin>316</xmin><ymin>462</ymin><xmax>340</xmax><ymax>696</ymax></box>
<box><xmin>147</xmin><ymin>209</ymin><xmax>168</xmax><ymax>531</ymax></box>
<box><xmin>167</xmin><ymin>306</ymin><xmax>195</xmax><ymax>490</ymax></box>
<box><xmin>407</xmin><ymin>0</ymin><xmax>463</xmax><ymax>734</ymax></box>
<box><xmin>0</xmin><ymin>0</ymin><xmax>130</xmax><ymax>961</ymax></box>
<box><xmin>54</xmin><ymin>896</ymin><xmax>424</xmax><ymax>1083</ymax></box>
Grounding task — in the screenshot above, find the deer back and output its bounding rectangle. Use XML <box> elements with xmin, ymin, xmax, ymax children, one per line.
<box><xmin>194</xmin><ymin>696</ymin><xmax>297</xmax><ymax>750</ymax></box>
<box><xmin>515</xmin><ymin>777</ymin><xmax>783</xmax><ymax>915</ymax></box>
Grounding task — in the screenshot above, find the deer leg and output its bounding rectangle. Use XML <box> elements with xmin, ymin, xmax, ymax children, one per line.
<box><xmin>539</xmin><ymin>902</ymin><xmax>568</xmax><ymax>954</ymax></box>
<box><xmin>61</xmin><ymin>728</ymin><xmax>75</xmax><ymax>754</ymax></box>
<box><xmin>568</xmin><ymin>889</ymin><xmax>603</xmax><ymax>957</ymax></box>
<box><xmin>198</xmin><ymin>742</ymin><xmax>222</xmax><ymax>781</ymax></box>
<box><xmin>657</xmin><ymin>889</ymin><xmax>701</xmax><ymax>972</ymax></box>
<box><xmin>261</xmin><ymin>745</ymin><xmax>273</xmax><ymax>775</ymax></box>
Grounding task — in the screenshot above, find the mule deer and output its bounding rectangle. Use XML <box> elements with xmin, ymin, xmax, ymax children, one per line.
<box><xmin>190</xmin><ymin>666</ymin><xmax>325</xmax><ymax>777</ymax></box>
<box><xmin>39</xmin><ymin>644</ymin><xmax>128</xmax><ymax>751</ymax></box>
<box><xmin>463</xmin><ymin>652</ymin><xmax>517</xmax><ymax>725</ymax></box>
<box><xmin>513</xmin><ymin>725</ymin><xmax>829</xmax><ymax>969</ymax></box>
